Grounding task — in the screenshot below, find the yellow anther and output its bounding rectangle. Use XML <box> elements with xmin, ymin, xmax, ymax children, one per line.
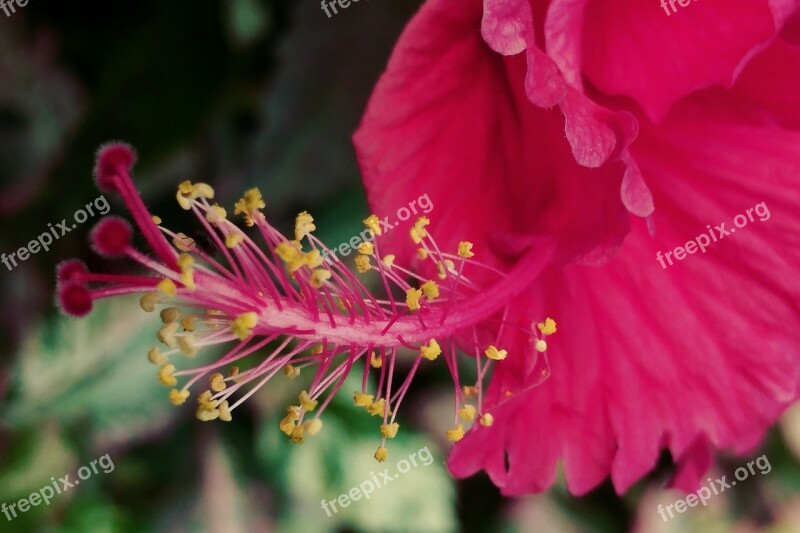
<box><xmin>231</xmin><ymin>312</ymin><xmax>258</xmax><ymax>340</ymax></box>
<box><xmin>197</xmin><ymin>390</ymin><xmax>211</xmax><ymax>406</ymax></box>
<box><xmin>234</xmin><ymin>187</ymin><xmax>266</xmax><ymax>226</ymax></box>
<box><xmin>311</xmin><ymin>344</ymin><xmax>324</xmax><ymax>355</ymax></box>
<box><xmin>380</xmin><ymin>423</ymin><xmax>399</xmax><ymax>439</ymax></box>
<box><xmin>197</xmin><ymin>390</ymin><xmax>217</xmax><ymax>410</ymax></box>
<box><xmin>176</xmin><ymin>181</ymin><xmax>214</xmax><ymax>207</ymax></box>
<box><xmin>283</xmin><ymin>364</ymin><xmax>301</xmax><ymax>379</ymax></box>
<box><xmin>458</xmin><ymin>241</ymin><xmax>475</xmax><ymax>259</ymax></box>
<box><xmin>485</xmin><ymin>345</ymin><xmax>507</xmax><ymax>361</ymax></box>
<box><xmin>358</xmin><ymin>242</ymin><xmax>374</xmax><ymax>255</ymax></box>
<box><xmin>279</xmin><ymin>415</ymin><xmax>296</xmax><ymax>436</ymax></box>
<box><xmin>275</xmin><ymin>241</ymin><xmax>305</xmax><ymax>272</ymax></box>
<box><xmin>181</xmin><ymin>316</ymin><xmax>196</xmax><ymax>332</ymax></box>
<box><xmin>354</xmin><ymin>391</ymin><xmax>374</xmax><ymax>407</ymax></box>
<box><xmin>190</xmin><ymin>183</ymin><xmax>215</xmax><ymax>201</ymax></box>
<box><xmin>480</xmin><ymin>413</ymin><xmax>494</xmax><ymax>427</ymax></box>
<box><xmin>410</xmin><ymin>217</ymin><xmax>430</xmax><ymax>244</ymax></box>
<box><xmin>160</xmin><ymin>307</ymin><xmax>180</xmax><ymax>324</ymax></box>
<box><xmin>459</xmin><ymin>404</ymin><xmax>477</xmax><ymax>421</ymax></box>
<box><xmin>177</xmin><ymin>333</ymin><xmax>198</xmax><ymax>357</ymax></box>
<box><xmin>157</xmin><ymin>278</ymin><xmax>177</xmax><ymax>297</ymax></box>
<box><xmin>305</xmin><ymin>249</ymin><xmax>324</xmax><ymax>269</ymax></box>
<box><xmin>410</xmin><ymin>227</ymin><xmax>424</xmax><ymax>245</ymax></box>
<box><xmin>535</xmin><ymin>339</ymin><xmax>548</xmax><ymax>353</ymax></box>
<box><xmin>228</xmin><ymin>366</ymin><xmax>241</xmax><ymax>382</ymax></box>
<box><xmin>176</xmin><ymin>181</ymin><xmax>194</xmax><ymax>210</ymax></box>
<box><xmin>420</xmin><ymin>280</ymin><xmax>439</xmax><ymax>300</ymax></box>
<box><xmin>158</xmin><ymin>364</ymin><xmax>177</xmax><ymax>387</ymax></box>
<box><xmin>177</xmin><ymin>181</ymin><xmax>194</xmax><ymax>194</ymax></box>
<box><xmin>206</xmin><ymin>204</ymin><xmax>227</xmax><ymax>224</ymax></box>
<box><xmin>420</xmin><ymin>339</ymin><xmax>441</xmax><ymax>361</ymax></box>
<box><xmin>417</xmin><ymin>248</ymin><xmax>428</xmax><ymax>260</ymax></box>
<box><xmin>382</xmin><ymin>254</ymin><xmax>395</xmax><ymax>268</ymax></box>
<box><xmin>463</xmin><ymin>386</ymin><xmax>478</xmax><ymax>398</ymax></box>
<box><xmin>310</xmin><ymin>269</ymin><xmax>331</xmax><ymax>289</ymax></box>
<box><xmin>218</xmin><ymin>400</ymin><xmax>233</xmax><ymax>422</ymax></box>
<box><xmin>367</xmin><ymin>398</ymin><xmax>388</xmax><ymax>417</ymax></box>
<box><xmin>139</xmin><ymin>292</ymin><xmax>159</xmax><ymax>313</ymax></box>
<box><xmin>437</xmin><ymin>259</ymin><xmax>456</xmax><ymax>280</ymax></box>
<box><xmin>287</xmin><ymin>405</ymin><xmax>302</xmax><ymax>420</ymax></box>
<box><xmin>157</xmin><ymin>322</ymin><xmax>179</xmax><ymax>348</ymax></box>
<box><xmin>169</xmin><ymin>388</ymin><xmax>190</xmax><ymax>406</ymax></box>
<box><xmin>210</xmin><ymin>373</ymin><xmax>227</xmax><ymax>392</ymax></box>
<box><xmin>370</xmin><ymin>351</ymin><xmax>382</xmax><ymax>369</ymax></box>
<box><xmin>363</xmin><ymin>215</ymin><xmax>382</xmax><ymax>236</ymax></box>
<box><xmin>196</xmin><ymin>406</ymin><xmax>220</xmax><ymax>422</ymax></box>
<box><xmin>148</xmin><ymin>347</ymin><xmax>167</xmax><ymax>365</ymax></box>
<box><xmin>173</xmin><ymin>233</ymin><xmax>196</xmax><ymax>252</ymax></box>
<box><xmin>225</xmin><ymin>233</ymin><xmax>243</xmax><ymax>249</ymax></box>
<box><xmin>178</xmin><ymin>254</ymin><xmax>194</xmax><ymax>290</ymax></box>
<box><xmin>355</xmin><ymin>254</ymin><xmax>371</xmax><ymax>273</ymax></box>
<box><xmin>178</xmin><ymin>253</ymin><xmax>194</xmax><ymax>270</ymax></box>
<box><xmin>537</xmin><ymin>317</ymin><xmax>557</xmax><ymax>336</ymax></box>
<box><xmin>195</xmin><ymin>390</ymin><xmax>221</xmax><ymax>421</ymax></box>
<box><xmin>406</xmin><ymin>287</ymin><xmax>423</xmax><ymax>311</ymax></box>
<box><xmin>298</xmin><ymin>390</ymin><xmax>318</xmax><ymax>412</ymax></box>
<box><xmin>152</xmin><ymin>215</ymin><xmax>162</xmax><ymax>225</ymax></box>
<box><xmin>180</xmin><ymin>270</ymin><xmax>195</xmax><ymax>291</ymax></box>
<box><xmin>289</xmin><ymin>426</ymin><xmax>305</xmax><ymax>444</ymax></box>
<box><xmin>303</xmin><ymin>418</ymin><xmax>323</xmax><ymax>436</ymax></box>
<box><xmin>446</xmin><ymin>424</ymin><xmax>465</xmax><ymax>442</ymax></box>
<box><xmin>374</xmin><ymin>446</ymin><xmax>388</xmax><ymax>462</ymax></box>
<box><xmin>295</xmin><ymin>211</ymin><xmax>316</xmax><ymax>241</ymax></box>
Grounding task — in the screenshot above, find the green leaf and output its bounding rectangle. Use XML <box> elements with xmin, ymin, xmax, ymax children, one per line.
<box><xmin>4</xmin><ymin>296</ymin><xmax>178</xmax><ymax>443</ymax></box>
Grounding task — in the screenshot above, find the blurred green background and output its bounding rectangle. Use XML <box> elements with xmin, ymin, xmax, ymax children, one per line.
<box><xmin>2</xmin><ymin>1</ymin><xmax>800</xmax><ymax>532</ymax></box>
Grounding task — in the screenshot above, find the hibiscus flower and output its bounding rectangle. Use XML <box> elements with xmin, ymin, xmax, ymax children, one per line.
<box><xmin>353</xmin><ymin>0</ymin><xmax>800</xmax><ymax>495</ymax></box>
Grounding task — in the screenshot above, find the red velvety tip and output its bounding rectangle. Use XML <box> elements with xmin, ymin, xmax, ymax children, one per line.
<box><xmin>90</xmin><ymin>216</ymin><xmax>133</xmax><ymax>258</ymax></box>
<box><xmin>56</xmin><ymin>259</ymin><xmax>88</xmax><ymax>285</ymax></box>
<box><xmin>94</xmin><ymin>142</ymin><xmax>137</xmax><ymax>192</ymax></box>
<box><xmin>57</xmin><ymin>282</ymin><xmax>93</xmax><ymax>317</ymax></box>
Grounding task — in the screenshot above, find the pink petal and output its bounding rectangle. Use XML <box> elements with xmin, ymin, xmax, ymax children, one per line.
<box><xmin>482</xmin><ymin>0</ymin><xmax>636</xmax><ymax>168</ymax></box>
<box><xmin>354</xmin><ymin>0</ymin><xmax>632</xmax><ymax>268</ymax></box>
<box><xmin>669</xmin><ymin>436</ymin><xmax>713</xmax><ymax>493</ymax></box>
<box><xmin>725</xmin><ymin>39</ymin><xmax>800</xmax><ymax>129</ymax></box>
<box><xmin>482</xmin><ymin>0</ymin><xmax>567</xmax><ymax>107</ymax></box>
<box><xmin>451</xmin><ymin>100</ymin><xmax>800</xmax><ymax>495</ymax></box>
<box><xmin>570</xmin><ymin>0</ymin><xmax>780</xmax><ymax>121</ymax></box>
